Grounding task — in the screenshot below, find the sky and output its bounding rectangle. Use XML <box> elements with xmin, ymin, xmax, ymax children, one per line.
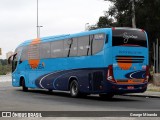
<box><xmin>0</xmin><ymin>0</ymin><xmax>111</xmax><ymax>59</ymax></box>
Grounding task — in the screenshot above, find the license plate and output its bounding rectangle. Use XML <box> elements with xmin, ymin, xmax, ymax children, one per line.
<box><xmin>127</xmin><ymin>86</ymin><xmax>134</xmax><ymax>89</ymax></box>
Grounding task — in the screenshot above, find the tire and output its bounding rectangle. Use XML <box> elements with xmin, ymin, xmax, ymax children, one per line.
<box><xmin>22</xmin><ymin>79</ymin><xmax>28</xmax><ymax>92</ymax></box>
<box><xmin>99</xmin><ymin>93</ymin><xmax>114</xmax><ymax>99</ymax></box>
<box><xmin>48</xmin><ymin>89</ymin><xmax>52</xmax><ymax>92</ymax></box>
<box><xmin>70</xmin><ymin>80</ymin><xmax>80</xmax><ymax>97</ymax></box>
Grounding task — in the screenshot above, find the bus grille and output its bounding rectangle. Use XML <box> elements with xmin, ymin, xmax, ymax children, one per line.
<box><xmin>116</xmin><ymin>55</ymin><xmax>144</xmax><ymax>63</ymax></box>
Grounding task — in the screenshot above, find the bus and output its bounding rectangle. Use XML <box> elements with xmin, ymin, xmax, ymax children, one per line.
<box><xmin>8</xmin><ymin>27</ymin><xmax>149</xmax><ymax>98</ymax></box>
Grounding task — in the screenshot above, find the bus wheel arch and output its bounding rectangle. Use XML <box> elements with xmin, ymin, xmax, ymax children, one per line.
<box><xmin>20</xmin><ymin>76</ymin><xmax>28</xmax><ymax>92</ymax></box>
<box><xmin>68</xmin><ymin>77</ymin><xmax>78</xmax><ymax>90</ymax></box>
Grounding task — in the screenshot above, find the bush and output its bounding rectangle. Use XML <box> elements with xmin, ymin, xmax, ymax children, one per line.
<box><xmin>0</xmin><ymin>59</ymin><xmax>11</xmax><ymax>75</ymax></box>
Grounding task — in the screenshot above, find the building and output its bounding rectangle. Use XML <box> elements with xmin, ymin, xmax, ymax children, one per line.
<box><xmin>6</xmin><ymin>51</ymin><xmax>13</xmax><ymax>59</ymax></box>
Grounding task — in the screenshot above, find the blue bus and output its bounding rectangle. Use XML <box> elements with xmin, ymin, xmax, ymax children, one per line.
<box><xmin>9</xmin><ymin>27</ymin><xmax>149</xmax><ymax>98</ymax></box>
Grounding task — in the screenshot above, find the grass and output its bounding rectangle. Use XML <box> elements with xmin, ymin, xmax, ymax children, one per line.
<box><xmin>147</xmin><ymin>83</ymin><xmax>160</xmax><ymax>92</ymax></box>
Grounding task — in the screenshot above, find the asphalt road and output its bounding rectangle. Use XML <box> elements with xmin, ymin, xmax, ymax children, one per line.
<box><xmin>0</xmin><ymin>81</ymin><xmax>160</xmax><ymax>119</ymax></box>
<box><xmin>0</xmin><ymin>81</ymin><xmax>160</xmax><ymax>111</ymax></box>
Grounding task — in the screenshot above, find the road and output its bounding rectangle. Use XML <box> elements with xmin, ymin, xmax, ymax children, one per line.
<box><xmin>0</xmin><ymin>76</ymin><xmax>160</xmax><ymax>119</ymax></box>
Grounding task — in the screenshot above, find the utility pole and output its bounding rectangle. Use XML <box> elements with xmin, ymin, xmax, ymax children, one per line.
<box><xmin>37</xmin><ymin>0</ymin><xmax>39</xmax><ymax>38</ymax></box>
<box><xmin>156</xmin><ymin>39</ymin><xmax>159</xmax><ymax>73</ymax></box>
<box><xmin>131</xmin><ymin>0</ymin><xmax>136</xmax><ymax>28</ymax></box>
<box><xmin>153</xmin><ymin>42</ymin><xmax>156</xmax><ymax>73</ymax></box>
<box><xmin>37</xmin><ymin>0</ymin><xmax>43</xmax><ymax>38</ymax></box>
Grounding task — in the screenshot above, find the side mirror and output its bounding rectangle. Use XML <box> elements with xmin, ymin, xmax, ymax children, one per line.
<box><xmin>8</xmin><ymin>53</ymin><xmax>17</xmax><ymax>64</ymax></box>
<box><xmin>8</xmin><ymin>56</ymin><xmax>12</xmax><ymax>64</ymax></box>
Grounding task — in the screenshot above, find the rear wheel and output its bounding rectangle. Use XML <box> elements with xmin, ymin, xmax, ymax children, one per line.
<box><xmin>99</xmin><ymin>93</ymin><xmax>114</xmax><ymax>99</ymax></box>
<box><xmin>70</xmin><ymin>80</ymin><xmax>80</xmax><ymax>97</ymax></box>
<box><xmin>48</xmin><ymin>89</ymin><xmax>52</xmax><ymax>92</ymax></box>
<box><xmin>22</xmin><ymin>79</ymin><xmax>28</xmax><ymax>92</ymax></box>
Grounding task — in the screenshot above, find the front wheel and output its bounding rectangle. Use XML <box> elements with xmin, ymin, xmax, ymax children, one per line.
<box><xmin>22</xmin><ymin>79</ymin><xmax>28</xmax><ymax>92</ymax></box>
<box><xmin>48</xmin><ymin>89</ymin><xmax>52</xmax><ymax>92</ymax></box>
<box><xmin>70</xmin><ymin>80</ymin><xmax>80</xmax><ymax>97</ymax></box>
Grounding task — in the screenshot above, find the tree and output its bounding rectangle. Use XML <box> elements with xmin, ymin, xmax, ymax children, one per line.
<box><xmin>101</xmin><ymin>0</ymin><xmax>133</xmax><ymax>27</ymax></box>
<box><xmin>0</xmin><ymin>59</ymin><xmax>11</xmax><ymax>75</ymax></box>
<box><xmin>97</xmin><ymin>15</ymin><xmax>114</xmax><ymax>28</ymax></box>
<box><xmin>89</xmin><ymin>14</ymin><xmax>116</xmax><ymax>30</ymax></box>
<box><xmin>95</xmin><ymin>0</ymin><xmax>160</xmax><ymax>65</ymax></box>
<box><xmin>101</xmin><ymin>0</ymin><xmax>160</xmax><ymax>40</ymax></box>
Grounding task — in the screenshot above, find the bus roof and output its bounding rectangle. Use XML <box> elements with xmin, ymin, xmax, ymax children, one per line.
<box><xmin>17</xmin><ymin>27</ymin><xmax>145</xmax><ymax>48</ymax></box>
<box><xmin>17</xmin><ymin>28</ymin><xmax>112</xmax><ymax>47</ymax></box>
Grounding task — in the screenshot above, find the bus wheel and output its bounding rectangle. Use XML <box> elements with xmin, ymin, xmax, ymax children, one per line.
<box><xmin>70</xmin><ymin>80</ymin><xmax>80</xmax><ymax>97</ymax></box>
<box><xmin>99</xmin><ymin>93</ymin><xmax>114</xmax><ymax>99</ymax></box>
<box><xmin>48</xmin><ymin>89</ymin><xmax>52</xmax><ymax>92</ymax></box>
<box><xmin>22</xmin><ymin>79</ymin><xmax>28</xmax><ymax>92</ymax></box>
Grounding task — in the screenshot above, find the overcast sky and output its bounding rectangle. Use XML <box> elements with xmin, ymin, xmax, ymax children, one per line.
<box><xmin>0</xmin><ymin>0</ymin><xmax>110</xmax><ymax>59</ymax></box>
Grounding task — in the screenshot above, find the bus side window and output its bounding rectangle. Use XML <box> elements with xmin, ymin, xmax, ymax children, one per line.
<box><xmin>69</xmin><ymin>38</ymin><xmax>78</xmax><ymax>57</ymax></box>
<box><xmin>51</xmin><ymin>40</ymin><xmax>63</xmax><ymax>58</ymax></box>
<box><xmin>28</xmin><ymin>44</ymin><xmax>39</xmax><ymax>60</ymax></box>
<box><xmin>63</xmin><ymin>38</ymin><xmax>78</xmax><ymax>57</ymax></box>
<box><xmin>92</xmin><ymin>34</ymin><xmax>104</xmax><ymax>55</ymax></box>
<box><xmin>40</xmin><ymin>42</ymin><xmax>51</xmax><ymax>59</ymax></box>
<box><xmin>77</xmin><ymin>36</ymin><xmax>90</xmax><ymax>56</ymax></box>
<box><xmin>21</xmin><ymin>46</ymin><xmax>28</xmax><ymax>61</ymax></box>
<box><xmin>14</xmin><ymin>47</ymin><xmax>22</xmax><ymax>63</ymax></box>
<box><xmin>63</xmin><ymin>39</ymin><xmax>70</xmax><ymax>57</ymax></box>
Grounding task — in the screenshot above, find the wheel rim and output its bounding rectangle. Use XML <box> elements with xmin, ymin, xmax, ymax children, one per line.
<box><xmin>71</xmin><ymin>82</ymin><xmax>78</xmax><ymax>96</ymax></box>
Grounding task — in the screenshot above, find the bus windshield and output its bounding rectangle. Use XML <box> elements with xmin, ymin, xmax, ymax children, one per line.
<box><xmin>112</xmin><ymin>29</ymin><xmax>147</xmax><ymax>47</ymax></box>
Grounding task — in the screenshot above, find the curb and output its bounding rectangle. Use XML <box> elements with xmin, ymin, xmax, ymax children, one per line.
<box><xmin>123</xmin><ymin>94</ymin><xmax>160</xmax><ymax>98</ymax></box>
<box><xmin>123</xmin><ymin>91</ymin><xmax>160</xmax><ymax>98</ymax></box>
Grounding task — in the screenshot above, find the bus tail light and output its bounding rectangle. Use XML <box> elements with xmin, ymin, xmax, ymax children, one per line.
<box><xmin>144</xmin><ymin>65</ymin><xmax>149</xmax><ymax>83</ymax></box>
<box><xmin>106</xmin><ymin>65</ymin><xmax>116</xmax><ymax>83</ymax></box>
<box><xmin>112</xmin><ymin>27</ymin><xmax>116</xmax><ymax>30</ymax></box>
<box><xmin>141</xmin><ymin>29</ymin><xmax>145</xmax><ymax>32</ymax></box>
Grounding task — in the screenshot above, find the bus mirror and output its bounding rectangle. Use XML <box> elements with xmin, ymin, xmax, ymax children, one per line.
<box><xmin>8</xmin><ymin>56</ymin><xmax>12</xmax><ymax>64</ymax></box>
<box><xmin>8</xmin><ymin>53</ymin><xmax>17</xmax><ymax>64</ymax></box>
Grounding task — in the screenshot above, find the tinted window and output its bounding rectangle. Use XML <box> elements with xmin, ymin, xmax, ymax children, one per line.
<box><xmin>21</xmin><ymin>46</ymin><xmax>28</xmax><ymax>61</ymax></box>
<box><xmin>28</xmin><ymin>44</ymin><xmax>40</xmax><ymax>60</ymax></box>
<box><xmin>40</xmin><ymin>42</ymin><xmax>51</xmax><ymax>58</ymax></box>
<box><xmin>63</xmin><ymin>38</ymin><xmax>78</xmax><ymax>57</ymax></box>
<box><xmin>112</xmin><ymin>29</ymin><xmax>147</xmax><ymax>47</ymax></box>
<box><xmin>63</xmin><ymin>39</ymin><xmax>70</xmax><ymax>57</ymax></box>
<box><xmin>77</xmin><ymin>36</ymin><xmax>90</xmax><ymax>56</ymax></box>
<box><xmin>51</xmin><ymin>40</ymin><xmax>63</xmax><ymax>58</ymax></box>
<box><xmin>12</xmin><ymin>54</ymin><xmax>18</xmax><ymax>72</ymax></box>
<box><xmin>70</xmin><ymin>38</ymin><xmax>78</xmax><ymax>57</ymax></box>
<box><xmin>14</xmin><ymin>46</ymin><xmax>22</xmax><ymax>61</ymax></box>
<box><xmin>92</xmin><ymin>34</ymin><xmax>104</xmax><ymax>54</ymax></box>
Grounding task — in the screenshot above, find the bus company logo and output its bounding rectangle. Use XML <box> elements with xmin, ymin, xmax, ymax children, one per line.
<box><xmin>123</xmin><ymin>32</ymin><xmax>138</xmax><ymax>43</ymax></box>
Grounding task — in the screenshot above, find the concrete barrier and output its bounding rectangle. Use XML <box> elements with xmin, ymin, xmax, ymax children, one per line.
<box><xmin>153</xmin><ymin>73</ymin><xmax>160</xmax><ymax>86</ymax></box>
